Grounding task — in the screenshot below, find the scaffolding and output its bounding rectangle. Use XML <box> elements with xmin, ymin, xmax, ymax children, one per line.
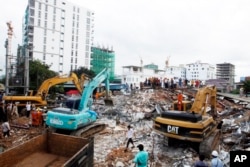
<box><xmin>90</xmin><ymin>46</ymin><xmax>115</xmax><ymax>81</ymax></box>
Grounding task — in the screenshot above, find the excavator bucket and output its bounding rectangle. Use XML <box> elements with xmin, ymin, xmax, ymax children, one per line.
<box><xmin>104</xmin><ymin>98</ymin><xmax>114</xmax><ymax>106</ymax></box>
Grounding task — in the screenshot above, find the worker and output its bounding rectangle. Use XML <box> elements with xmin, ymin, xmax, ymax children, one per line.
<box><xmin>211</xmin><ymin>150</ymin><xmax>224</xmax><ymax>167</ymax></box>
<box><xmin>0</xmin><ymin>102</ymin><xmax>6</xmax><ymax>122</ymax></box>
<box><xmin>26</xmin><ymin>102</ymin><xmax>31</xmax><ymax>118</ymax></box>
<box><xmin>177</xmin><ymin>93</ymin><xmax>183</xmax><ymax>111</ymax></box>
<box><xmin>95</xmin><ymin>92</ymin><xmax>99</xmax><ymax>100</ymax></box>
<box><xmin>193</xmin><ymin>154</ymin><xmax>208</xmax><ymax>167</ymax></box>
<box><xmin>124</xmin><ymin>125</ymin><xmax>135</xmax><ymax>152</ymax></box>
<box><xmin>11</xmin><ymin>103</ymin><xmax>19</xmax><ymax>119</ymax></box>
<box><xmin>133</xmin><ymin>144</ymin><xmax>149</xmax><ymax>167</ymax></box>
<box><xmin>2</xmin><ymin>120</ymin><xmax>11</xmax><ymax>138</ymax></box>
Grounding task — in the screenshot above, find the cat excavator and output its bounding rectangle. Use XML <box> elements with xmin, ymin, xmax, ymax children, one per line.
<box><xmin>3</xmin><ymin>72</ymin><xmax>86</xmax><ymax>115</ymax></box>
<box><xmin>153</xmin><ymin>85</ymin><xmax>220</xmax><ymax>157</ymax></box>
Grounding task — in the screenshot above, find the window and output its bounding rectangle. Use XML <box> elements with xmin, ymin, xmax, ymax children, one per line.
<box><xmin>38</xmin><ymin>11</ymin><xmax>41</xmax><ymax>18</ymax></box>
<box><xmin>85</xmin><ymin>52</ymin><xmax>89</xmax><ymax>58</ymax></box>
<box><xmin>87</xmin><ymin>18</ymin><xmax>90</xmax><ymax>24</ymax></box>
<box><xmin>86</xmin><ymin>39</ymin><xmax>89</xmax><ymax>44</ymax></box>
<box><xmin>85</xmin><ymin>45</ymin><xmax>89</xmax><ymax>51</ymax></box>
<box><xmin>86</xmin><ymin>32</ymin><xmax>90</xmax><ymax>37</ymax></box>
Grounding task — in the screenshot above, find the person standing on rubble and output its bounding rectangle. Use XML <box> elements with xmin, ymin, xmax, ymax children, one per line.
<box><xmin>124</xmin><ymin>125</ymin><xmax>135</xmax><ymax>152</ymax></box>
<box><xmin>26</xmin><ymin>102</ymin><xmax>31</xmax><ymax>118</ymax></box>
<box><xmin>11</xmin><ymin>103</ymin><xmax>19</xmax><ymax>119</ymax></box>
<box><xmin>211</xmin><ymin>150</ymin><xmax>224</xmax><ymax>167</ymax></box>
<box><xmin>193</xmin><ymin>154</ymin><xmax>208</xmax><ymax>167</ymax></box>
<box><xmin>133</xmin><ymin>144</ymin><xmax>148</xmax><ymax>167</ymax></box>
<box><xmin>1</xmin><ymin>119</ymin><xmax>11</xmax><ymax>138</ymax></box>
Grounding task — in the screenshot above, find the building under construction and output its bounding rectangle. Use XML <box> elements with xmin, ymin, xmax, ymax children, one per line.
<box><xmin>90</xmin><ymin>46</ymin><xmax>115</xmax><ymax>82</ymax></box>
<box><xmin>216</xmin><ymin>63</ymin><xmax>235</xmax><ymax>86</ymax></box>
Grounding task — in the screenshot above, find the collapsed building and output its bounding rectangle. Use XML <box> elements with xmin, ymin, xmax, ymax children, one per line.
<box><xmin>0</xmin><ymin>88</ymin><xmax>250</xmax><ymax>166</ymax></box>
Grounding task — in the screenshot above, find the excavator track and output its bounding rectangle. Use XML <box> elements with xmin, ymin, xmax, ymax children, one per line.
<box><xmin>199</xmin><ymin>129</ymin><xmax>221</xmax><ymax>158</ymax></box>
<box><xmin>70</xmin><ymin>123</ymin><xmax>107</xmax><ymax>138</ymax></box>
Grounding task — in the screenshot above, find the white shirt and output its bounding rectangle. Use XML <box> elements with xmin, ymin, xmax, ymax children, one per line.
<box><xmin>26</xmin><ymin>103</ymin><xmax>31</xmax><ymax>111</ymax></box>
<box><xmin>127</xmin><ymin>128</ymin><xmax>134</xmax><ymax>138</ymax></box>
<box><xmin>2</xmin><ymin>122</ymin><xmax>10</xmax><ymax>132</ymax></box>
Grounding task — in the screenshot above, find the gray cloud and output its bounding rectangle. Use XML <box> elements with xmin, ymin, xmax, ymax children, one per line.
<box><xmin>1</xmin><ymin>0</ymin><xmax>249</xmax><ymax>81</ymax></box>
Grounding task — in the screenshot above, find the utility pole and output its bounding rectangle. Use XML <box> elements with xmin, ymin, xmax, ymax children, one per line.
<box><xmin>24</xmin><ymin>45</ymin><xmax>30</xmax><ymax>93</ymax></box>
<box><xmin>5</xmin><ymin>21</ymin><xmax>14</xmax><ymax>95</ymax></box>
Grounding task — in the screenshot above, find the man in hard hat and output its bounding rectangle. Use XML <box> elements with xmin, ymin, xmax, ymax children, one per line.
<box><xmin>211</xmin><ymin>150</ymin><xmax>224</xmax><ymax>167</ymax></box>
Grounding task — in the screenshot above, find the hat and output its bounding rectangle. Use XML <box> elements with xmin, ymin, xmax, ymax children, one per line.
<box><xmin>211</xmin><ymin>150</ymin><xmax>218</xmax><ymax>157</ymax></box>
<box><xmin>137</xmin><ymin>144</ymin><xmax>144</xmax><ymax>150</ymax></box>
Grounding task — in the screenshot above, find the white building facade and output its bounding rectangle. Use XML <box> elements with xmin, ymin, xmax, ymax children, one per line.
<box><xmin>165</xmin><ymin>65</ymin><xmax>186</xmax><ymax>80</ymax></box>
<box><xmin>185</xmin><ymin>61</ymin><xmax>215</xmax><ymax>81</ymax></box>
<box><xmin>23</xmin><ymin>0</ymin><xmax>94</xmax><ymax>75</ymax></box>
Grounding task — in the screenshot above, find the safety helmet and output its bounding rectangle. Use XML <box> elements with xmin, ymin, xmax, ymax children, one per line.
<box><xmin>211</xmin><ymin>150</ymin><xmax>218</xmax><ymax>157</ymax></box>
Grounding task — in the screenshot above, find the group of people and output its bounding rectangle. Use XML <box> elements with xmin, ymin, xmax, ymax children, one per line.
<box><xmin>124</xmin><ymin>125</ymin><xmax>149</xmax><ymax>167</ymax></box>
<box><xmin>124</xmin><ymin>124</ymin><xmax>224</xmax><ymax>167</ymax></box>
<box><xmin>194</xmin><ymin>150</ymin><xmax>224</xmax><ymax>167</ymax></box>
<box><xmin>0</xmin><ymin>100</ymin><xmax>39</xmax><ymax>139</ymax></box>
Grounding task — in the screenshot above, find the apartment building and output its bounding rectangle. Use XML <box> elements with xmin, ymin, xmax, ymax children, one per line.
<box><xmin>23</xmin><ymin>0</ymin><xmax>94</xmax><ymax>75</ymax></box>
<box><xmin>185</xmin><ymin>61</ymin><xmax>215</xmax><ymax>81</ymax></box>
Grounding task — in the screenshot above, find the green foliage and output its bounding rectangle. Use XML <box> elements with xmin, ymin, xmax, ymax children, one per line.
<box><xmin>243</xmin><ymin>80</ymin><xmax>250</xmax><ymax>93</ymax></box>
<box><xmin>230</xmin><ymin>89</ymin><xmax>239</xmax><ymax>94</ymax></box>
<box><xmin>72</xmin><ymin>66</ymin><xmax>96</xmax><ymax>78</ymax></box>
<box><xmin>29</xmin><ymin>60</ymin><xmax>58</xmax><ymax>91</ymax></box>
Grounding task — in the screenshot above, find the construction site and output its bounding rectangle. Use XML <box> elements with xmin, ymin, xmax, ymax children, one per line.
<box><xmin>0</xmin><ymin>10</ymin><xmax>250</xmax><ymax>167</ymax></box>
<box><xmin>1</xmin><ymin>84</ymin><xmax>250</xmax><ymax>167</ymax></box>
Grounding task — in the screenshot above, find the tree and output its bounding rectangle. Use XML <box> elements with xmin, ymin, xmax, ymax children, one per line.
<box><xmin>72</xmin><ymin>67</ymin><xmax>96</xmax><ymax>79</ymax></box>
<box><xmin>243</xmin><ymin>80</ymin><xmax>250</xmax><ymax>96</ymax></box>
<box><xmin>29</xmin><ymin>60</ymin><xmax>58</xmax><ymax>92</ymax></box>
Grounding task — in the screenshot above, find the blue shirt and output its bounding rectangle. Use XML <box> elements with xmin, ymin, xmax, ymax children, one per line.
<box><xmin>211</xmin><ymin>157</ymin><xmax>223</xmax><ymax>167</ymax></box>
<box><xmin>194</xmin><ymin>160</ymin><xmax>208</xmax><ymax>167</ymax></box>
<box><xmin>133</xmin><ymin>151</ymin><xmax>148</xmax><ymax>167</ymax></box>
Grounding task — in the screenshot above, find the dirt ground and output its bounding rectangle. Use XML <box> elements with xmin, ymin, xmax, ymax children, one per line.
<box><xmin>0</xmin><ymin>117</ymin><xmax>45</xmax><ymax>151</ymax></box>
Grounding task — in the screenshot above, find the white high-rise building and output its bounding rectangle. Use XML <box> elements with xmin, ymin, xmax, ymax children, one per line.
<box><xmin>23</xmin><ymin>0</ymin><xmax>94</xmax><ymax>75</ymax></box>
<box><xmin>185</xmin><ymin>61</ymin><xmax>215</xmax><ymax>81</ymax></box>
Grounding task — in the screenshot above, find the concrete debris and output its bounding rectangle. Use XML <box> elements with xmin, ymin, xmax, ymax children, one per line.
<box><xmin>1</xmin><ymin>88</ymin><xmax>250</xmax><ymax>166</ymax></box>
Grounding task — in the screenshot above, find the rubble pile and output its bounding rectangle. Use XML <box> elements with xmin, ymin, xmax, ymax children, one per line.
<box><xmin>92</xmin><ymin>89</ymin><xmax>250</xmax><ymax>166</ymax></box>
<box><xmin>0</xmin><ymin>117</ymin><xmax>44</xmax><ymax>152</ymax></box>
<box><xmin>0</xmin><ymin>88</ymin><xmax>250</xmax><ymax>166</ymax></box>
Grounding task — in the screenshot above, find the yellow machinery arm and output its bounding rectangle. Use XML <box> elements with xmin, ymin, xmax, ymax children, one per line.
<box><xmin>190</xmin><ymin>85</ymin><xmax>217</xmax><ymax>116</ymax></box>
<box><xmin>3</xmin><ymin>72</ymin><xmax>87</xmax><ymax>113</ymax></box>
<box><xmin>36</xmin><ymin>72</ymin><xmax>86</xmax><ymax>98</ymax></box>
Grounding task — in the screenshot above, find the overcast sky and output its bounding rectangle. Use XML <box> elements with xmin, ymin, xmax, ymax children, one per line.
<box><xmin>1</xmin><ymin>0</ymin><xmax>250</xmax><ymax>81</ymax></box>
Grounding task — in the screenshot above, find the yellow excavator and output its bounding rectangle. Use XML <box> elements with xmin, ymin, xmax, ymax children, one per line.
<box><xmin>153</xmin><ymin>85</ymin><xmax>220</xmax><ymax>157</ymax></box>
<box><xmin>3</xmin><ymin>72</ymin><xmax>86</xmax><ymax>115</ymax></box>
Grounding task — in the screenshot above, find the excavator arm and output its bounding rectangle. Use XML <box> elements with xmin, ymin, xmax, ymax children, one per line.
<box><xmin>36</xmin><ymin>72</ymin><xmax>86</xmax><ymax>98</ymax></box>
<box><xmin>3</xmin><ymin>72</ymin><xmax>86</xmax><ymax>111</ymax></box>
<box><xmin>78</xmin><ymin>68</ymin><xmax>111</xmax><ymax>111</ymax></box>
<box><xmin>190</xmin><ymin>85</ymin><xmax>217</xmax><ymax>115</ymax></box>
